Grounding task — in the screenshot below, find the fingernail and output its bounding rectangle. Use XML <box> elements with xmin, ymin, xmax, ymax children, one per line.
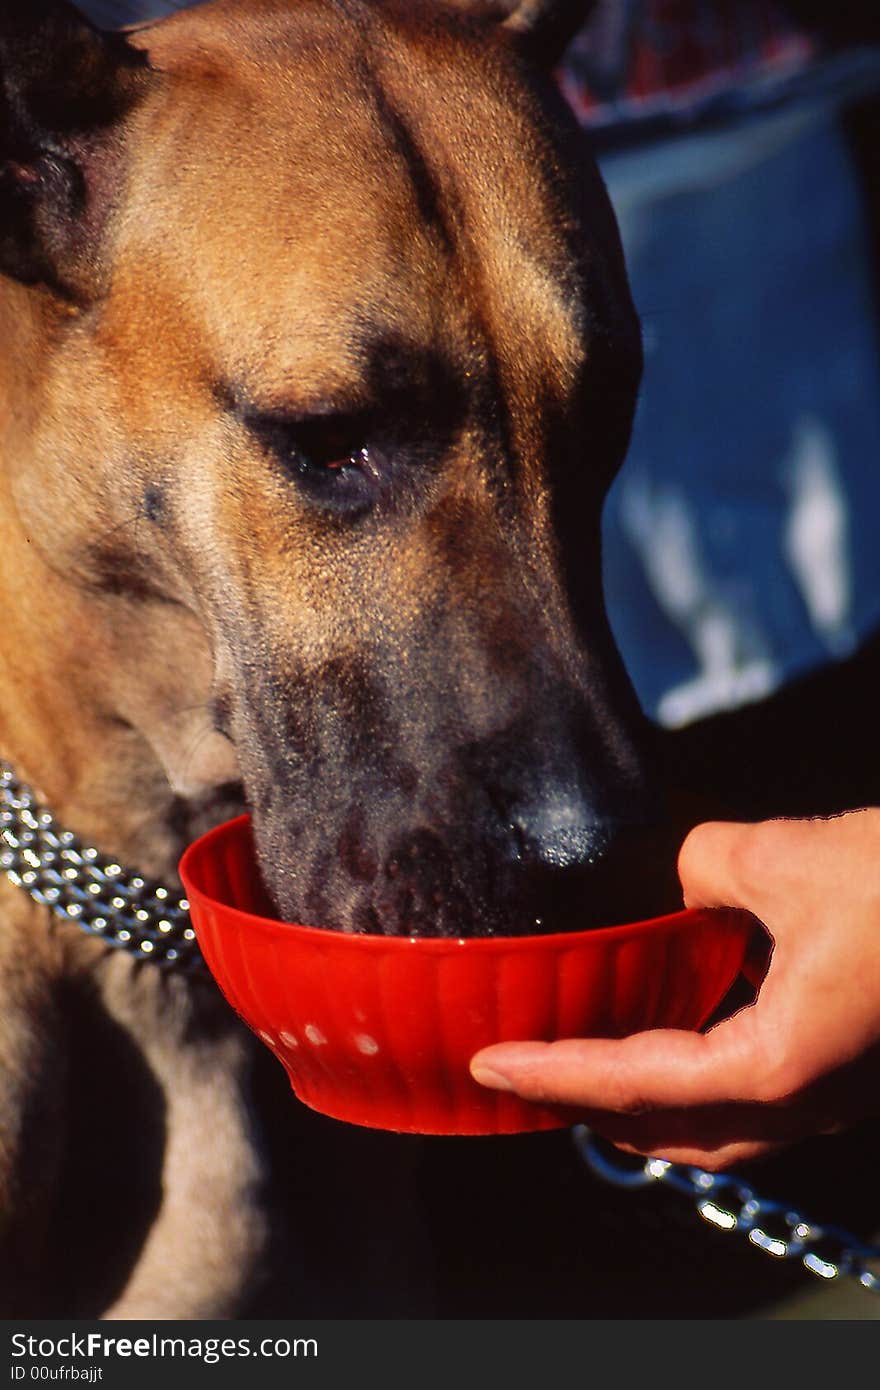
<box><xmin>470</xmin><ymin>1064</ymin><xmax>514</xmax><ymax>1092</ymax></box>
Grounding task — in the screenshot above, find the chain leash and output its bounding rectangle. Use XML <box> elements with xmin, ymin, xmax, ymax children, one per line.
<box><xmin>573</xmin><ymin>1125</ymin><xmax>880</xmax><ymax>1292</ymax></box>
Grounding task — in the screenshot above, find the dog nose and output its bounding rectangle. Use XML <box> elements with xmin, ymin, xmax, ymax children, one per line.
<box><xmin>493</xmin><ymin>775</ymin><xmax>679</xmax><ymax>930</ymax></box>
<box><xmin>506</xmin><ymin>786</ymin><xmax>615</xmax><ymax>871</ymax></box>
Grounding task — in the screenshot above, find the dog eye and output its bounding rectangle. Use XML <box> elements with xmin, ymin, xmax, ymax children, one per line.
<box><xmin>245</xmin><ymin>411</ymin><xmax>377</xmax><ymax>514</ymax></box>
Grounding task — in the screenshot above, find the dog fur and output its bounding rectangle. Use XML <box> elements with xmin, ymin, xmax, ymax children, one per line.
<box><xmin>0</xmin><ymin>0</ymin><xmax>708</xmax><ymax>1317</ymax></box>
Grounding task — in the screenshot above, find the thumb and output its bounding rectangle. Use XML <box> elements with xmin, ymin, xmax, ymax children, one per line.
<box><xmin>678</xmin><ymin>820</ymin><xmax>759</xmax><ymax>911</ymax></box>
<box><xmin>471</xmin><ymin>1000</ymin><xmax>772</xmax><ymax>1111</ymax></box>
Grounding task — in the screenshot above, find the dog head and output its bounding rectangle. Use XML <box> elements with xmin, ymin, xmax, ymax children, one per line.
<box><xmin>0</xmin><ymin>0</ymin><xmax>676</xmax><ymax>935</ymax></box>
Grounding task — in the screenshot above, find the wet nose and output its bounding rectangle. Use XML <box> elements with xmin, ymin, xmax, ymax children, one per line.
<box><xmin>506</xmin><ymin>784</ymin><xmax>616</xmax><ymax>871</ymax></box>
<box><xmin>495</xmin><ymin>775</ymin><xmax>679</xmax><ymax>930</ymax></box>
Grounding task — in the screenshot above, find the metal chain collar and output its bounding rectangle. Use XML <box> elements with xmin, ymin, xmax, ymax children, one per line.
<box><xmin>0</xmin><ymin>760</ymin><xmax>203</xmax><ymax>971</ymax></box>
<box><xmin>573</xmin><ymin>1125</ymin><xmax>880</xmax><ymax>1293</ymax></box>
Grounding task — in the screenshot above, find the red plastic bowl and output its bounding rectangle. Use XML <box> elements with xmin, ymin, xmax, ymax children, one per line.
<box><xmin>179</xmin><ymin>815</ymin><xmax>756</xmax><ymax>1136</ymax></box>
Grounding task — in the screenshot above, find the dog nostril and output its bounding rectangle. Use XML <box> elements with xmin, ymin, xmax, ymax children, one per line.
<box><xmin>505</xmin><ymin>795</ymin><xmax>614</xmax><ymax>872</ymax></box>
<box><xmin>508</xmin><ymin>819</ymin><xmax>527</xmax><ymax>863</ymax></box>
<box><xmin>488</xmin><ymin>783</ymin><xmax>612</xmax><ymax>869</ymax></box>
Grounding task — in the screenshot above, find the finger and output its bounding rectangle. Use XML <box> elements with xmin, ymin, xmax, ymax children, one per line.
<box><xmin>570</xmin><ymin>1096</ymin><xmax>807</xmax><ymax>1165</ymax></box>
<box><xmin>605</xmin><ymin>1135</ymin><xmax>787</xmax><ymax>1170</ymax></box>
<box><xmin>677</xmin><ymin>820</ymin><xmax>757</xmax><ymax>911</ymax></box>
<box><xmin>470</xmin><ymin>1011</ymin><xmax>766</xmax><ymax>1112</ymax></box>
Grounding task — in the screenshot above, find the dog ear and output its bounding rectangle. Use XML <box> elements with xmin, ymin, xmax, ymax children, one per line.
<box><xmin>452</xmin><ymin>0</ymin><xmax>596</xmax><ymax>66</ymax></box>
<box><xmin>0</xmin><ymin>0</ymin><xmax>150</xmax><ymax>299</ymax></box>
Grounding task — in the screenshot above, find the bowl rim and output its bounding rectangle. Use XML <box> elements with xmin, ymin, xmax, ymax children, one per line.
<box><xmin>180</xmin><ymin>813</ymin><xmax>751</xmax><ymax>954</ymax></box>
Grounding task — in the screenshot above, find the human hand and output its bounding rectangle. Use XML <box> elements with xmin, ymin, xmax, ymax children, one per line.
<box><xmin>470</xmin><ymin>809</ymin><xmax>880</xmax><ymax>1168</ymax></box>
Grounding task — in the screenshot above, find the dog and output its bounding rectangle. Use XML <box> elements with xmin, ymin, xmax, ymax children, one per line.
<box><xmin>0</xmin><ymin>0</ymin><xmax>695</xmax><ymax>1318</ymax></box>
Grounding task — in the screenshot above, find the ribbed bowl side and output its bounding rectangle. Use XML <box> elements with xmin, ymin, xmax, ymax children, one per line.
<box><xmin>373</xmin><ymin>944</ymin><xmax>463</xmax><ymax>1132</ymax></box>
<box><xmin>490</xmin><ymin>948</ymin><xmax>572</xmax><ymax>1133</ymax></box>
<box><xmin>304</xmin><ymin>939</ymin><xmax>434</xmax><ymax>1130</ymax></box>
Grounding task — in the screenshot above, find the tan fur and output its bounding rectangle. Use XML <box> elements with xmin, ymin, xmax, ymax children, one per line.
<box><xmin>0</xmin><ymin>0</ymin><xmax>642</xmax><ymax>1315</ymax></box>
